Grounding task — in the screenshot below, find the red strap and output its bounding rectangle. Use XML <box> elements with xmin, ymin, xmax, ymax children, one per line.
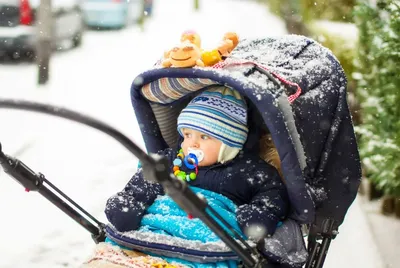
<box><xmin>212</xmin><ymin>59</ymin><xmax>302</xmax><ymax>103</ymax></box>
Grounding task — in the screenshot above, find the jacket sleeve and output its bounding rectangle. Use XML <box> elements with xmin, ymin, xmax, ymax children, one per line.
<box><xmin>236</xmin><ymin>164</ymin><xmax>289</xmax><ymax>240</ymax></box>
<box><xmin>105</xmin><ymin>169</ymin><xmax>164</xmax><ymax>232</ymax></box>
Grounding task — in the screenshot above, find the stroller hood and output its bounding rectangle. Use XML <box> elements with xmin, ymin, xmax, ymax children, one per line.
<box><xmin>130</xmin><ymin>35</ymin><xmax>361</xmax><ymax>228</ymax></box>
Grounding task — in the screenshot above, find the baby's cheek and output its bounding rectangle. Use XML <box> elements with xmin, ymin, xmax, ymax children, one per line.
<box><xmin>181</xmin><ymin>142</ymin><xmax>189</xmax><ymax>155</ymax></box>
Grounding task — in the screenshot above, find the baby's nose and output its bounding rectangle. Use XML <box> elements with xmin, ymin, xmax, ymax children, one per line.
<box><xmin>191</xmin><ymin>141</ymin><xmax>200</xmax><ymax>148</ymax></box>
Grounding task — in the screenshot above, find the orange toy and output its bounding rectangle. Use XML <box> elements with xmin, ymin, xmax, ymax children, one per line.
<box><xmin>218</xmin><ymin>32</ymin><xmax>239</xmax><ymax>57</ymax></box>
<box><xmin>201</xmin><ymin>32</ymin><xmax>239</xmax><ymax>67</ymax></box>
<box><xmin>162</xmin><ymin>41</ymin><xmax>204</xmax><ymax>68</ymax></box>
<box><xmin>201</xmin><ymin>50</ymin><xmax>222</xmax><ymax>67</ymax></box>
<box><xmin>180</xmin><ymin>30</ymin><xmax>201</xmax><ymax>49</ymax></box>
<box><xmin>164</xmin><ymin>30</ymin><xmax>201</xmax><ymax>59</ymax></box>
<box><xmin>162</xmin><ymin>31</ymin><xmax>239</xmax><ymax>68</ymax></box>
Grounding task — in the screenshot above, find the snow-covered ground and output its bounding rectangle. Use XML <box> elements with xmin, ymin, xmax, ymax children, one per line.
<box><xmin>0</xmin><ymin>0</ymin><xmax>385</xmax><ymax>267</ymax></box>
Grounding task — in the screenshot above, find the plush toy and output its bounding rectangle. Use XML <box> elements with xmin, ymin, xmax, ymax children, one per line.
<box><xmin>201</xmin><ymin>32</ymin><xmax>239</xmax><ymax>67</ymax></box>
<box><xmin>180</xmin><ymin>30</ymin><xmax>201</xmax><ymax>49</ymax></box>
<box><xmin>218</xmin><ymin>32</ymin><xmax>239</xmax><ymax>57</ymax></box>
<box><xmin>161</xmin><ymin>31</ymin><xmax>239</xmax><ymax>68</ymax></box>
<box><xmin>200</xmin><ymin>50</ymin><xmax>222</xmax><ymax>67</ymax></box>
<box><xmin>162</xmin><ymin>41</ymin><xmax>205</xmax><ymax>68</ymax></box>
<box><xmin>163</xmin><ymin>30</ymin><xmax>201</xmax><ymax>60</ymax></box>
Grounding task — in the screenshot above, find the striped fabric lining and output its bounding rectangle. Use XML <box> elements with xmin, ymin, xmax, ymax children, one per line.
<box><xmin>150</xmin><ymin>100</ymin><xmax>190</xmax><ymax>148</ymax></box>
<box><xmin>140</xmin><ymin>59</ymin><xmax>302</xmax><ymax>105</ymax></box>
<box><xmin>141</xmin><ymin>77</ymin><xmax>219</xmax><ymax>104</ymax></box>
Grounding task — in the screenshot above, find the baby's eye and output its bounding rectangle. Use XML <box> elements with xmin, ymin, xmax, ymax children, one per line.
<box><xmin>185</xmin><ymin>133</ymin><xmax>192</xmax><ymax>138</ymax></box>
<box><xmin>201</xmin><ymin>135</ymin><xmax>209</xmax><ymax>140</ymax></box>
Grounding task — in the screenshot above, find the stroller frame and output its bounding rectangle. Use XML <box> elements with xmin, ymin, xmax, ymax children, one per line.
<box><xmin>0</xmin><ymin>94</ymin><xmax>335</xmax><ymax>268</ymax></box>
<box><xmin>0</xmin><ymin>34</ymin><xmax>360</xmax><ymax>268</ymax></box>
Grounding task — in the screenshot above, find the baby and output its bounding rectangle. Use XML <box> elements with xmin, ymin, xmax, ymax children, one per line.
<box><xmin>105</xmin><ymin>86</ymin><xmax>289</xmax><ymax>241</ymax></box>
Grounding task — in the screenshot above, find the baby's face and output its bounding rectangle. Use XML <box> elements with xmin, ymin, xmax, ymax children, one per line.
<box><xmin>181</xmin><ymin>128</ymin><xmax>222</xmax><ymax>167</ymax></box>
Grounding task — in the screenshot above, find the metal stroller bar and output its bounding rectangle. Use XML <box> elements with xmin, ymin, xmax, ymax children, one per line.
<box><xmin>0</xmin><ymin>98</ymin><xmax>266</xmax><ymax>267</ymax></box>
<box><xmin>305</xmin><ymin>218</ymin><xmax>338</xmax><ymax>268</ymax></box>
<box><xmin>207</xmin><ymin>205</ymin><xmax>257</xmax><ymax>255</ymax></box>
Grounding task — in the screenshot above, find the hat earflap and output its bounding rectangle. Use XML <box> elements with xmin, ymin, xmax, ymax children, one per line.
<box><xmin>218</xmin><ymin>143</ymin><xmax>240</xmax><ymax>164</ymax></box>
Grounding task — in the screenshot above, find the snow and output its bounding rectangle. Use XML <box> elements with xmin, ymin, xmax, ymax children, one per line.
<box><xmin>115</xmin><ymin>229</ymin><xmax>234</xmax><ymax>253</ymax></box>
<box><xmin>0</xmin><ymin>0</ymin><xmax>386</xmax><ymax>267</ymax></box>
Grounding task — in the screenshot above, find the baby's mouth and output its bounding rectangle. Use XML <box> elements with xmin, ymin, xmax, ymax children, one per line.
<box><xmin>188</xmin><ymin>148</ymin><xmax>204</xmax><ymax>162</ymax></box>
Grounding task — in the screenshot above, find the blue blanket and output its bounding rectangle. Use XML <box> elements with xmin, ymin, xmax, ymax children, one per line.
<box><xmin>106</xmin><ymin>186</ymin><xmax>300</xmax><ymax>267</ymax></box>
<box><xmin>124</xmin><ymin>186</ymin><xmax>246</xmax><ymax>267</ymax></box>
<box><xmin>140</xmin><ymin>187</ymin><xmax>245</xmax><ymax>242</ymax></box>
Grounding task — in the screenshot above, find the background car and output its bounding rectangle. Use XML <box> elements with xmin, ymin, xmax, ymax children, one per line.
<box><xmin>82</xmin><ymin>0</ymin><xmax>145</xmax><ymax>29</ymax></box>
<box><xmin>144</xmin><ymin>0</ymin><xmax>152</xmax><ymax>16</ymax></box>
<box><xmin>0</xmin><ymin>0</ymin><xmax>85</xmax><ymax>59</ymax></box>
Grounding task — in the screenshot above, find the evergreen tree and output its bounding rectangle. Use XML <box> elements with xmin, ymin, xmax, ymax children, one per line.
<box><xmin>354</xmin><ymin>0</ymin><xmax>400</xmax><ymax>196</ymax></box>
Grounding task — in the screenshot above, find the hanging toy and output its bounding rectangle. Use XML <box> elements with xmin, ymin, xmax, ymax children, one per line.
<box><xmin>172</xmin><ymin>149</ymin><xmax>198</xmax><ymax>182</ymax></box>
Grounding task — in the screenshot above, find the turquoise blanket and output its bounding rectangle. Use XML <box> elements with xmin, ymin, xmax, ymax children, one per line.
<box><xmin>107</xmin><ymin>186</ymin><xmax>245</xmax><ymax>267</ymax></box>
<box><xmin>139</xmin><ymin>187</ymin><xmax>245</xmax><ymax>243</ymax></box>
<box><xmin>141</xmin><ymin>187</ymin><xmax>245</xmax><ymax>267</ymax></box>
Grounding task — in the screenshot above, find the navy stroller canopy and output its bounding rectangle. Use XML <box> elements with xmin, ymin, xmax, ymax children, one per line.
<box><xmin>130</xmin><ymin>35</ymin><xmax>361</xmax><ymax>230</ymax></box>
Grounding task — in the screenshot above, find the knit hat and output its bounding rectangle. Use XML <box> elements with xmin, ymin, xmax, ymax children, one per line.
<box><xmin>177</xmin><ymin>86</ymin><xmax>248</xmax><ymax>163</ymax></box>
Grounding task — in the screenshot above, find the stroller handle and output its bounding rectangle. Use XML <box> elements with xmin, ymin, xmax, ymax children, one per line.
<box><xmin>0</xmin><ymin>99</ymin><xmax>154</xmax><ymax>167</ymax></box>
<box><xmin>0</xmin><ymin>98</ymin><xmax>267</xmax><ymax>267</ymax></box>
<box><xmin>0</xmin><ymin>141</ymin><xmax>106</xmax><ymax>243</ymax></box>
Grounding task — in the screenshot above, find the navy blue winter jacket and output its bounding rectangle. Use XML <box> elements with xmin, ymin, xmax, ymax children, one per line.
<box><xmin>105</xmin><ymin>147</ymin><xmax>289</xmax><ymax>239</ymax></box>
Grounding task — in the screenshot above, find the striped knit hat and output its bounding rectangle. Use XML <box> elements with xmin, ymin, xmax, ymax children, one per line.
<box><xmin>177</xmin><ymin>86</ymin><xmax>248</xmax><ymax>149</ymax></box>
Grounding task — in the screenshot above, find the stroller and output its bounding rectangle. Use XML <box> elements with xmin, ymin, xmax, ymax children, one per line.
<box><xmin>0</xmin><ymin>34</ymin><xmax>361</xmax><ymax>268</ymax></box>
